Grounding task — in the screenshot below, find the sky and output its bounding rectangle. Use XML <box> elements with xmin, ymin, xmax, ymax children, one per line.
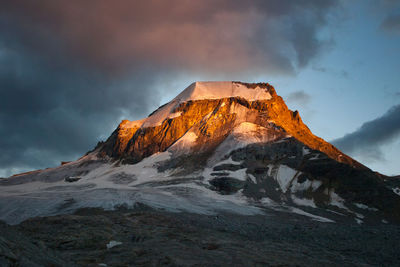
<box><xmin>0</xmin><ymin>0</ymin><xmax>400</xmax><ymax>177</ymax></box>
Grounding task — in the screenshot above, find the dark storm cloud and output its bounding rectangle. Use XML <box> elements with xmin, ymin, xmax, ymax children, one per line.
<box><xmin>333</xmin><ymin>105</ymin><xmax>400</xmax><ymax>162</ymax></box>
<box><xmin>0</xmin><ymin>0</ymin><xmax>339</xmax><ymax>176</ymax></box>
<box><xmin>0</xmin><ymin>44</ymin><xmax>161</xmax><ymax>176</ymax></box>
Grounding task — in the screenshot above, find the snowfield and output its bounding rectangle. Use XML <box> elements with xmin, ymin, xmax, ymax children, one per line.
<box><xmin>0</xmin><ymin>142</ymin><xmax>342</xmax><ymax>225</ymax></box>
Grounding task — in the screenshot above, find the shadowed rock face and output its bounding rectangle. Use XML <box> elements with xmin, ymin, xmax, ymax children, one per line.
<box><xmin>97</xmin><ymin>82</ymin><xmax>362</xmax><ymax>168</ymax></box>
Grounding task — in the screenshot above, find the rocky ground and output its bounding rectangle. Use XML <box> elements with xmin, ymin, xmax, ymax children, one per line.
<box><xmin>1</xmin><ymin>205</ymin><xmax>400</xmax><ymax>266</ymax></box>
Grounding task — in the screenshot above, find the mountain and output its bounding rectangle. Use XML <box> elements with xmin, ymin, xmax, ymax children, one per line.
<box><xmin>1</xmin><ymin>81</ymin><xmax>400</xmax><ymax>225</ymax></box>
<box><xmin>97</xmin><ymin>81</ymin><xmax>360</xmax><ymax>167</ymax></box>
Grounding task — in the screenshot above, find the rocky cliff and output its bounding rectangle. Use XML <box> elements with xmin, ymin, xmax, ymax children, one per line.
<box><xmin>97</xmin><ymin>81</ymin><xmax>363</xmax><ymax>169</ymax></box>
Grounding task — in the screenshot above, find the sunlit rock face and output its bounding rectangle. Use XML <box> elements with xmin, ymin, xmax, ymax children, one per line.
<box><xmin>98</xmin><ymin>81</ymin><xmax>361</xmax><ymax>168</ymax></box>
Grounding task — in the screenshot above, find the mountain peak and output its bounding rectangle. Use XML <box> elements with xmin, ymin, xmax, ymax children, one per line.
<box><xmin>2</xmin><ymin>81</ymin><xmax>400</xmax><ymax>226</ymax></box>
<box><xmin>97</xmin><ymin>81</ymin><xmax>362</xmax><ymax>170</ymax></box>
<box><xmin>174</xmin><ymin>81</ymin><xmax>275</xmax><ymax>103</ymax></box>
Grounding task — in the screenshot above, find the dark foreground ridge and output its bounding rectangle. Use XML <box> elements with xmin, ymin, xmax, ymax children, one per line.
<box><xmin>1</xmin><ymin>207</ymin><xmax>400</xmax><ymax>266</ymax></box>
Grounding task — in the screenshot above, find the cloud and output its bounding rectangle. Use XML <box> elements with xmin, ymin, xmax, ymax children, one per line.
<box><xmin>0</xmin><ymin>46</ymin><xmax>162</xmax><ymax>176</ymax></box>
<box><xmin>0</xmin><ymin>0</ymin><xmax>339</xmax><ymax>176</ymax></box>
<box><xmin>332</xmin><ymin>104</ymin><xmax>400</xmax><ymax>162</ymax></box>
<box><xmin>286</xmin><ymin>91</ymin><xmax>312</xmax><ymax>106</ymax></box>
<box><xmin>311</xmin><ymin>65</ymin><xmax>349</xmax><ymax>78</ymax></box>
<box><xmin>378</xmin><ymin>0</ymin><xmax>400</xmax><ymax>35</ymax></box>
<box><xmin>381</xmin><ymin>14</ymin><xmax>400</xmax><ymax>34</ymax></box>
<box><xmin>1</xmin><ymin>0</ymin><xmax>338</xmax><ymax>75</ymax></box>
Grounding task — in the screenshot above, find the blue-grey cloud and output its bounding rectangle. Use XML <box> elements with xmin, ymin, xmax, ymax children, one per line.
<box><xmin>333</xmin><ymin>105</ymin><xmax>400</xmax><ymax>161</ymax></box>
<box><xmin>286</xmin><ymin>91</ymin><xmax>312</xmax><ymax>106</ymax></box>
<box><xmin>381</xmin><ymin>14</ymin><xmax>400</xmax><ymax>34</ymax></box>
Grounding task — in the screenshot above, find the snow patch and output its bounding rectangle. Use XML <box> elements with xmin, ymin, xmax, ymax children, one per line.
<box><xmin>355</xmin><ymin>218</ymin><xmax>363</xmax><ymax>225</ymax></box>
<box><xmin>355</xmin><ymin>213</ymin><xmax>364</xmax><ymax>219</ymax></box>
<box><xmin>203</xmin><ymin>157</ymin><xmax>240</xmax><ymax>182</ymax></box>
<box><xmin>289</xmin><ymin>207</ymin><xmax>334</xmax><ymax>223</ymax></box>
<box><xmin>259</xmin><ymin>197</ymin><xmax>277</xmax><ymax>206</ymax></box>
<box><xmin>274</xmin><ymin>137</ymin><xmax>292</xmax><ymax>143</ymax></box>
<box><xmin>248</xmin><ymin>174</ymin><xmax>257</xmax><ymax>183</ymax></box>
<box><xmin>174</xmin><ymin>81</ymin><xmax>272</xmax><ymax>103</ymax></box>
<box><xmin>354</xmin><ymin>203</ymin><xmax>378</xmax><ymax>211</ymax></box>
<box><xmin>157</xmin><ymin>182</ymin><xmax>262</xmax><ymax>215</ymax></box>
<box><xmin>119</xmin><ymin>119</ymin><xmax>145</xmax><ymax>129</ymax></box>
<box><xmin>291</xmin><ymin>195</ymin><xmax>316</xmax><ymax>208</ymax></box>
<box><xmin>80</xmin><ymin>151</ymin><xmax>172</xmax><ymax>189</ymax></box>
<box><xmin>326</xmin><ymin>209</ymin><xmax>345</xmax><ymax>216</ymax></box>
<box><xmin>168</xmin><ymin>131</ymin><xmax>198</xmax><ymax>153</ymax></box>
<box><xmin>311</xmin><ymin>180</ymin><xmax>322</xmax><ymax>191</ymax></box>
<box><xmin>302</xmin><ymin>147</ymin><xmax>310</xmax><ymax>156</ymax></box>
<box><xmin>209</xmin><ymin>122</ymin><xmax>284</xmax><ymax>162</ymax></box>
<box><xmin>142</xmin><ymin>100</ymin><xmax>178</xmax><ymax>127</ymax></box>
<box><xmin>393</xmin><ymin>187</ymin><xmax>400</xmax><ymax>196</ymax></box>
<box><xmin>226</xmin><ymin>168</ymin><xmax>248</xmax><ymax>182</ymax></box>
<box><xmin>328</xmin><ymin>190</ymin><xmax>349</xmax><ymax>211</ymax></box>
<box><xmin>168</xmin><ymin>112</ymin><xmax>182</xmax><ymax>119</ymax></box>
<box><xmin>275</xmin><ymin>165</ymin><xmax>297</xmax><ymax>193</ymax></box>
<box><xmin>232</xmin><ymin>122</ymin><xmax>262</xmax><ymax>134</ymax></box>
<box><xmin>216</xmin><ymin>157</ymin><xmax>241</xmax><ymax>166</ymax></box>
<box><xmin>106</xmin><ymin>240</ymin><xmax>122</xmax><ymax>249</ymax></box>
<box><xmin>290</xmin><ymin>177</ymin><xmax>311</xmax><ymax>193</ymax></box>
<box><xmin>309</xmin><ymin>154</ymin><xmax>320</xmax><ymax>160</ymax></box>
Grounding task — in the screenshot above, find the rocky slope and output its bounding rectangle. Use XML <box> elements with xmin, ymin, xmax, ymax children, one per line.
<box><xmin>1</xmin><ymin>81</ymin><xmax>400</xmax><ymax>225</ymax></box>
<box><xmin>2</xmin><ymin>207</ymin><xmax>400</xmax><ymax>266</ymax></box>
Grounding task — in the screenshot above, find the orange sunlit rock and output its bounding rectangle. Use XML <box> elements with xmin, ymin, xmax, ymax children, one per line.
<box><xmin>97</xmin><ymin>82</ymin><xmax>364</xmax><ymax>169</ymax></box>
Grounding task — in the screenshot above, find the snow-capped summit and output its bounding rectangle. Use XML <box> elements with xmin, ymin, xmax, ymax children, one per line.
<box><xmin>98</xmin><ymin>81</ymin><xmax>360</xmax><ymax>168</ymax></box>
<box><xmin>122</xmin><ymin>81</ymin><xmax>274</xmax><ymax>128</ymax></box>
<box><xmin>1</xmin><ymin>81</ymin><xmax>400</xmax><ymax>225</ymax></box>
<box><xmin>174</xmin><ymin>81</ymin><xmax>273</xmax><ymax>103</ymax></box>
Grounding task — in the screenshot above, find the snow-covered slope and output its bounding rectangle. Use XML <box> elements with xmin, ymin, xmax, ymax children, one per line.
<box><xmin>2</xmin><ymin>134</ymin><xmax>397</xmax><ymax>225</ymax></box>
